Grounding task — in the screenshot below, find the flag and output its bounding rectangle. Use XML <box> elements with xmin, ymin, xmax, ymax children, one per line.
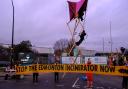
<box><xmin>67</xmin><ymin>0</ymin><xmax>88</xmax><ymax>21</ymax></box>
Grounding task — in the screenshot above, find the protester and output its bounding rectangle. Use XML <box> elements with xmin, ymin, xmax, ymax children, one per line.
<box><xmin>108</xmin><ymin>55</ymin><xmax>113</xmax><ymax>66</ymax></box>
<box><xmin>86</xmin><ymin>58</ymin><xmax>93</xmax><ymax>88</ymax></box>
<box><xmin>33</xmin><ymin>72</ymin><xmax>39</xmax><ymax>83</ymax></box>
<box><xmin>120</xmin><ymin>47</ymin><xmax>128</xmax><ymax>89</ymax></box>
<box><xmin>113</xmin><ymin>54</ymin><xmax>118</xmax><ymax>66</ymax></box>
<box><xmin>118</xmin><ymin>54</ymin><xmax>124</xmax><ymax>66</ymax></box>
<box><xmin>5</xmin><ymin>65</ymin><xmax>10</xmax><ymax>80</ymax></box>
<box><xmin>75</xmin><ymin>30</ymin><xmax>86</xmax><ymax>46</ymax></box>
<box><xmin>33</xmin><ymin>60</ymin><xmax>39</xmax><ymax>83</ymax></box>
<box><xmin>122</xmin><ymin>58</ymin><xmax>128</xmax><ymax>89</ymax></box>
<box><xmin>54</xmin><ymin>57</ymin><xmax>60</xmax><ymax>83</ymax></box>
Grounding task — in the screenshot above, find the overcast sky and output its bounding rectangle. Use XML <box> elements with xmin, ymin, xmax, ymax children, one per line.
<box><xmin>0</xmin><ymin>0</ymin><xmax>128</xmax><ymax>52</ymax></box>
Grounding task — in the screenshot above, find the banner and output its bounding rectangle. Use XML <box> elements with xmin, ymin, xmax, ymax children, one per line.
<box><xmin>15</xmin><ymin>64</ymin><xmax>128</xmax><ymax>76</ymax></box>
<box><xmin>62</xmin><ymin>57</ymin><xmax>81</xmax><ymax>64</ymax></box>
<box><xmin>84</xmin><ymin>57</ymin><xmax>108</xmax><ymax>64</ymax></box>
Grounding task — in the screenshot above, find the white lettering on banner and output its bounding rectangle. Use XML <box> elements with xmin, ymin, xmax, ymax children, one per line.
<box><xmin>84</xmin><ymin>57</ymin><xmax>108</xmax><ymax>64</ymax></box>
<box><xmin>62</xmin><ymin>57</ymin><xmax>80</xmax><ymax>64</ymax></box>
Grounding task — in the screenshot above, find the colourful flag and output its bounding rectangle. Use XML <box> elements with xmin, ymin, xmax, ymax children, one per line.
<box><xmin>67</xmin><ymin>0</ymin><xmax>88</xmax><ymax>21</ymax></box>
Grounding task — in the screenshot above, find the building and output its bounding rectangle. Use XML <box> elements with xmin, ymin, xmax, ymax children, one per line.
<box><xmin>33</xmin><ymin>47</ymin><xmax>96</xmax><ymax>64</ymax></box>
<box><xmin>32</xmin><ymin>47</ymin><xmax>54</xmax><ymax>64</ymax></box>
<box><xmin>79</xmin><ymin>47</ymin><xmax>96</xmax><ymax>57</ymax></box>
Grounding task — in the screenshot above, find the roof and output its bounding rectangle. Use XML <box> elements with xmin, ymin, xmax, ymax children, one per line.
<box><xmin>32</xmin><ymin>47</ymin><xmax>54</xmax><ymax>54</ymax></box>
<box><xmin>78</xmin><ymin>47</ymin><xmax>96</xmax><ymax>56</ymax></box>
<box><xmin>0</xmin><ymin>61</ymin><xmax>10</xmax><ymax>64</ymax></box>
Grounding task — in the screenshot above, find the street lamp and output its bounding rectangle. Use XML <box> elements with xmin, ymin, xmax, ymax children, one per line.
<box><xmin>10</xmin><ymin>0</ymin><xmax>15</xmax><ymax>68</ymax></box>
<box><xmin>109</xmin><ymin>21</ymin><xmax>113</xmax><ymax>53</ymax></box>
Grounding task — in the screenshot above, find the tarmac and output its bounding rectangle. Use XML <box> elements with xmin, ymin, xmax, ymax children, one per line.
<box><xmin>0</xmin><ymin>73</ymin><xmax>123</xmax><ymax>89</ymax></box>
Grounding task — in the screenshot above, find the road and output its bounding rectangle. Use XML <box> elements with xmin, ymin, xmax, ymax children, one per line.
<box><xmin>0</xmin><ymin>73</ymin><xmax>123</xmax><ymax>89</ymax></box>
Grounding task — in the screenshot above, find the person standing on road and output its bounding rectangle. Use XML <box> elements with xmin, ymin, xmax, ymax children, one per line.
<box><xmin>108</xmin><ymin>55</ymin><xmax>113</xmax><ymax>66</ymax></box>
<box><xmin>122</xmin><ymin>58</ymin><xmax>128</xmax><ymax>89</ymax></box>
<box><xmin>54</xmin><ymin>56</ymin><xmax>60</xmax><ymax>83</ymax></box>
<box><xmin>5</xmin><ymin>65</ymin><xmax>10</xmax><ymax>80</ymax></box>
<box><xmin>33</xmin><ymin>59</ymin><xmax>39</xmax><ymax>83</ymax></box>
<box><xmin>33</xmin><ymin>71</ymin><xmax>39</xmax><ymax>83</ymax></box>
<box><xmin>86</xmin><ymin>58</ymin><xmax>93</xmax><ymax>88</ymax></box>
<box><xmin>120</xmin><ymin>47</ymin><xmax>128</xmax><ymax>89</ymax></box>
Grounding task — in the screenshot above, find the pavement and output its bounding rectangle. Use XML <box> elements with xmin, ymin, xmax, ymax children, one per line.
<box><xmin>0</xmin><ymin>73</ymin><xmax>123</xmax><ymax>89</ymax></box>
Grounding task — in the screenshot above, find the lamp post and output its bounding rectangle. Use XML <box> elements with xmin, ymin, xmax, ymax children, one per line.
<box><xmin>10</xmin><ymin>0</ymin><xmax>15</xmax><ymax>68</ymax></box>
<box><xmin>103</xmin><ymin>38</ymin><xmax>104</xmax><ymax>52</ymax></box>
<box><xmin>109</xmin><ymin>21</ymin><xmax>113</xmax><ymax>53</ymax></box>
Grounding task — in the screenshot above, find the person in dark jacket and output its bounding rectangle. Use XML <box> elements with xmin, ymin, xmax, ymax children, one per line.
<box><xmin>33</xmin><ymin>72</ymin><xmax>39</xmax><ymax>83</ymax></box>
<box><xmin>54</xmin><ymin>56</ymin><xmax>60</xmax><ymax>83</ymax></box>
<box><xmin>122</xmin><ymin>58</ymin><xmax>128</xmax><ymax>89</ymax></box>
<box><xmin>33</xmin><ymin>60</ymin><xmax>39</xmax><ymax>83</ymax></box>
<box><xmin>120</xmin><ymin>47</ymin><xmax>128</xmax><ymax>89</ymax></box>
<box><xmin>54</xmin><ymin>60</ymin><xmax>59</xmax><ymax>83</ymax></box>
<box><xmin>75</xmin><ymin>30</ymin><xmax>86</xmax><ymax>46</ymax></box>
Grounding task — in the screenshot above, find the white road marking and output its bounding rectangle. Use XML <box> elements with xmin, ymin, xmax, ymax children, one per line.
<box><xmin>96</xmin><ymin>87</ymin><xmax>104</xmax><ymax>89</ymax></box>
<box><xmin>56</xmin><ymin>85</ymin><xmax>64</xmax><ymax>87</ymax></box>
<box><xmin>74</xmin><ymin>85</ymin><xmax>80</xmax><ymax>88</ymax></box>
<box><xmin>62</xmin><ymin>73</ymin><xmax>66</xmax><ymax>79</ymax></box>
<box><xmin>72</xmin><ymin>77</ymin><xmax>80</xmax><ymax>88</ymax></box>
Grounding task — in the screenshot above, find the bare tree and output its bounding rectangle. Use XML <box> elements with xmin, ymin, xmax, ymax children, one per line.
<box><xmin>66</xmin><ymin>39</ymin><xmax>75</xmax><ymax>56</ymax></box>
<box><xmin>53</xmin><ymin>39</ymin><xmax>69</xmax><ymax>56</ymax></box>
<box><xmin>53</xmin><ymin>39</ymin><xmax>69</xmax><ymax>52</ymax></box>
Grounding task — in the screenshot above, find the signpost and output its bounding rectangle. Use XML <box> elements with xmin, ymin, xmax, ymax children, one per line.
<box><xmin>18</xmin><ymin>52</ymin><xmax>34</xmax><ymax>66</ymax></box>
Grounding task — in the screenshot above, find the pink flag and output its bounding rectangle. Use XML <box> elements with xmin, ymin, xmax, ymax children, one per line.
<box><xmin>68</xmin><ymin>0</ymin><xmax>88</xmax><ymax>21</ymax></box>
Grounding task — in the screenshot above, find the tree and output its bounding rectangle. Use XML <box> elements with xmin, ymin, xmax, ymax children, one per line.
<box><xmin>53</xmin><ymin>38</ymin><xmax>78</xmax><ymax>56</ymax></box>
<box><xmin>53</xmin><ymin>39</ymin><xmax>69</xmax><ymax>56</ymax></box>
<box><xmin>0</xmin><ymin>45</ymin><xmax>10</xmax><ymax>61</ymax></box>
<box><xmin>66</xmin><ymin>39</ymin><xmax>75</xmax><ymax>56</ymax></box>
<box><xmin>12</xmin><ymin>40</ymin><xmax>33</xmax><ymax>61</ymax></box>
<box><xmin>53</xmin><ymin>39</ymin><xmax>69</xmax><ymax>52</ymax></box>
